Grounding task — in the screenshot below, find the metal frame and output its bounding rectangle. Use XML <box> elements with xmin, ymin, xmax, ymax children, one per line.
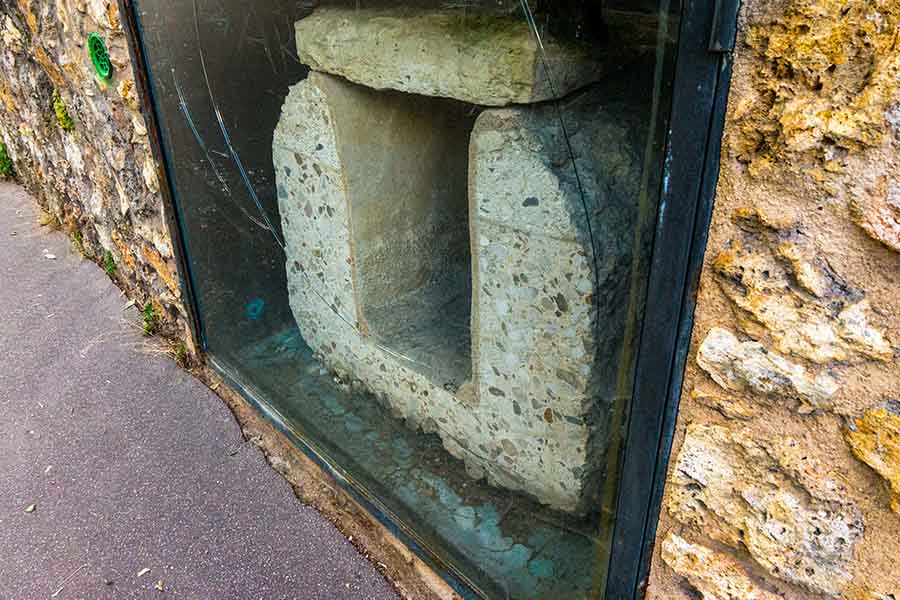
<box><xmin>119</xmin><ymin>0</ymin><xmax>206</xmax><ymax>352</ymax></box>
<box><xmin>602</xmin><ymin>0</ymin><xmax>739</xmax><ymax>597</ymax></box>
<box><xmin>117</xmin><ymin>0</ymin><xmax>740</xmax><ymax>597</ymax></box>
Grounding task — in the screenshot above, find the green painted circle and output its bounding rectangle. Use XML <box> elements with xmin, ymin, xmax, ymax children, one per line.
<box><xmin>88</xmin><ymin>33</ymin><xmax>112</xmax><ymax>80</ymax></box>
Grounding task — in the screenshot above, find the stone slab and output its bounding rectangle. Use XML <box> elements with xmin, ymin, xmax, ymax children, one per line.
<box><xmin>295</xmin><ymin>7</ymin><xmax>607</xmax><ymax>106</ymax></box>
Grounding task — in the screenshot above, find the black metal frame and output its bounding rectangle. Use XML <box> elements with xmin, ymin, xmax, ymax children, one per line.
<box><xmin>602</xmin><ymin>0</ymin><xmax>739</xmax><ymax>597</ymax></box>
<box><xmin>117</xmin><ymin>0</ymin><xmax>740</xmax><ymax>597</ymax></box>
<box><xmin>119</xmin><ymin>0</ymin><xmax>206</xmax><ymax>349</ymax></box>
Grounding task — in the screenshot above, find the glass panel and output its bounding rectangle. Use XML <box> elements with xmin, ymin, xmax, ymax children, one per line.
<box><xmin>132</xmin><ymin>1</ymin><xmax>680</xmax><ymax>597</ymax></box>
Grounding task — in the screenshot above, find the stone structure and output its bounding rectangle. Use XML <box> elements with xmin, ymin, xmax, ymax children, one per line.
<box><xmin>650</xmin><ymin>1</ymin><xmax>900</xmax><ymax>599</ymax></box>
<box><xmin>274</xmin><ymin>7</ymin><xmax>643</xmax><ymax>513</ymax></box>
<box><xmin>0</xmin><ymin>0</ymin><xmax>185</xmax><ymax>338</ymax></box>
<box><xmin>667</xmin><ymin>423</ymin><xmax>864</xmax><ymax>596</ymax></box>
<box><xmin>294</xmin><ymin>6</ymin><xmax>607</xmax><ymax>107</ymax></box>
<box><xmin>660</xmin><ymin>533</ymin><xmax>784</xmax><ymax>600</ymax></box>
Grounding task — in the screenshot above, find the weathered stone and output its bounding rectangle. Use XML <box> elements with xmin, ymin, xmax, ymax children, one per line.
<box><xmin>110</xmin><ymin>228</ymin><xmax>136</xmax><ymax>269</ymax></box>
<box><xmin>845</xmin><ymin>402</ymin><xmax>900</xmax><ymax>515</ymax></box>
<box><xmin>887</xmin><ymin>104</ymin><xmax>900</xmax><ymax>138</ymax></box>
<box><xmin>868</xmin><ymin>592</ymin><xmax>900</xmax><ymax>600</ymax></box>
<box><xmin>668</xmin><ymin>423</ymin><xmax>864</xmax><ymax>597</ymax></box>
<box><xmin>274</xmin><ymin>71</ymin><xmax>509</xmax><ymax>504</ymax></box>
<box><xmin>273</xmin><ymin>70</ymin><xmax>644</xmax><ymax>513</ymax></box>
<box><xmin>273</xmin><ymin>71</ymin><xmax>473</xmax><ymax>350</ymax></box>
<box><xmin>142</xmin><ymin>243</ymin><xmax>179</xmax><ymax>297</ymax></box>
<box><xmin>691</xmin><ymin>387</ymin><xmax>756</xmax><ymax>421</ymax></box>
<box><xmin>141</xmin><ymin>155</ymin><xmax>159</xmax><ymax>193</ymax></box>
<box><xmin>850</xmin><ymin>176</ymin><xmax>900</xmax><ymax>253</ymax></box>
<box><xmin>468</xmin><ymin>81</ymin><xmax>644</xmax><ymax>505</ymax></box>
<box><xmin>697</xmin><ymin>327</ymin><xmax>839</xmax><ymax>411</ymax></box>
<box><xmin>1</xmin><ymin>16</ymin><xmax>24</xmax><ymax>52</ymax></box>
<box><xmin>714</xmin><ymin>208</ymin><xmax>892</xmax><ymax>364</ymax></box>
<box><xmin>295</xmin><ymin>7</ymin><xmax>607</xmax><ymax>106</ymax></box>
<box><xmin>731</xmin><ymin>1</ymin><xmax>900</xmax><ymax>171</ymax></box>
<box><xmin>660</xmin><ymin>533</ymin><xmax>783</xmax><ymax>600</ymax></box>
<box><xmin>650</xmin><ymin>2</ymin><xmax>900</xmax><ymax>597</ymax></box>
<box><xmin>116</xmin><ymin>78</ymin><xmax>139</xmax><ymax>111</ymax></box>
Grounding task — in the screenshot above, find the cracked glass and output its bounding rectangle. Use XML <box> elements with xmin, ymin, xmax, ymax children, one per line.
<box><xmin>131</xmin><ymin>1</ymin><xmax>681</xmax><ymax>597</ymax></box>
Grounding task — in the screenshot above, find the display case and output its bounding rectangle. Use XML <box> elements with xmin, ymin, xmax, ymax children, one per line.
<box><xmin>121</xmin><ymin>0</ymin><xmax>736</xmax><ymax>597</ymax></box>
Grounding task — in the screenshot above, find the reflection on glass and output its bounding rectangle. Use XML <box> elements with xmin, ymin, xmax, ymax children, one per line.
<box><xmin>135</xmin><ymin>1</ymin><xmax>679</xmax><ymax>597</ymax></box>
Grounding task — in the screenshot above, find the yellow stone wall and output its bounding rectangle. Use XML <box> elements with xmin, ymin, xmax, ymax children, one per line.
<box><xmin>649</xmin><ymin>1</ymin><xmax>900</xmax><ymax>598</ymax></box>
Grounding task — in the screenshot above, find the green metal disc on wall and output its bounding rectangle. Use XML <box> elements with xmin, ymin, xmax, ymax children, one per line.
<box><xmin>87</xmin><ymin>33</ymin><xmax>112</xmax><ymax>80</ymax></box>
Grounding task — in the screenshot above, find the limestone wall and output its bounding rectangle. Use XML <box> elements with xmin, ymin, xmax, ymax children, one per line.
<box><xmin>0</xmin><ymin>1</ymin><xmax>186</xmax><ymax>337</ymax></box>
<box><xmin>648</xmin><ymin>1</ymin><xmax>900</xmax><ymax>598</ymax></box>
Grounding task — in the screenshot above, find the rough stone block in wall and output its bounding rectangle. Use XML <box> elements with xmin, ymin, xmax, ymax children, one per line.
<box><xmin>667</xmin><ymin>424</ymin><xmax>863</xmax><ymax>597</ymax></box>
<box><xmin>845</xmin><ymin>402</ymin><xmax>900</xmax><ymax>515</ymax></box>
<box><xmin>294</xmin><ymin>6</ymin><xmax>608</xmax><ymax>107</ymax></box>
<box><xmin>660</xmin><ymin>533</ymin><xmax>783</xmax><ymax>600</ymax></box>
<box><xmin>648</xmin><ymin>1</ymin><xmax>900</xmax><ymax>596</ymax></box>
<box><xmin>273</xmin><ymin>68</ymin><xmax>644</xmax><ymax>513</ymax></box>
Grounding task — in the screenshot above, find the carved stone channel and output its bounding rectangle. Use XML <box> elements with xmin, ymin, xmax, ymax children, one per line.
<box><xmin>273</xmin><ymin>6</ymin><xmax>643</xmax><ymax>514</ymax></box>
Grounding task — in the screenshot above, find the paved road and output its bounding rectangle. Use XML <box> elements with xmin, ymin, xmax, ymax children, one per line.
<box><xmin>0</xmin><ymin>182</ymin><xmax>399</xmax><ymax>599</ymax></box>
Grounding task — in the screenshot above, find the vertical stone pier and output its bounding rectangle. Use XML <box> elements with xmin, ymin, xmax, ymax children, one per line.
<box><xmin>468</xmin><ymin>88</ymin><xmax>644</xmax><ymax>509</ymax></box>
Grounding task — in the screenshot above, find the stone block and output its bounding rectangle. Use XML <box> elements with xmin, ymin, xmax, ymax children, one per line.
<box><xmin>696</xmin><ymin>327</ymin><xmax>839</xmax><ymax>411</ymax></box>
<box><xmin>850</xmin><ymin>176</ymin><xmax>900</xmax><ymax>254</ymax></box>
<box><xmin>690</xmin><ymin>387</ymin><xmax>756</xmax><ymax>421</ymax></box>
<box><xmin>295</xmin><ymin>6</ymin><xmax>607</xmax><ymax>106</ymax></box>
<box><xmin>273</xmin><ymin>71</ymin><xmax>643</xmax><ymax>513</ymax></box>
<box><xmin>845</xmin><ymin>402</ymin><xmax>900</xmax><ymax>515</ymax></box>
<box><xmin>273</xmin><ymin>69</ymin><xmax>474</xmax><ymax>377</ymax></box>
<box><xmin>714</xmin><ymin>209</ymin><xmax>893</xmax><ymax>366</ymax></box>
<box><xmin>667</xmin><ymin>423</ymin><xmax>863</xmax><ymax>597</ymax></box>
<box><xmin>660</xmin><ymin>533</ymin><xmax>783</xmax><ymax>600</ymax></box>
<box><xmin>274</xmin><ymin>70</ymin><xmax>496</xmax><ymax>499</ymax></box>
<box><xmin>467</xmin><ymin>85</ymin><xmax>644</xmax><ymax>510</ymax></box>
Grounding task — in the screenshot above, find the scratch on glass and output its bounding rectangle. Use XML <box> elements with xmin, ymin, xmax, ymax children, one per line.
<box><xmin>193</xmin><ymin>0</ymin><xmax>286</xmax><ymax>248</ymax></box>
<box><xmin>248</xmin><ymin>5</ymin><xmax>279</xmax><ymax>75</ymax></box>
<box><xmin>273</xmin><ymin>18</ymin><xmax>303</xmax><ymax>68</ymax></box>
<box><xmin>518</xmin><ymin>0</ymin><xmax>601</xmax><ymax>337</ymax></box>
<box><xmin>236</xmin><ymin>12</ymin><xmax>252</xmax><ymax>57</ymax></box>
<box><xmin>172</xmin><ymin>68</ymin><xmax>269</xmax><ymax>231</ymax></box>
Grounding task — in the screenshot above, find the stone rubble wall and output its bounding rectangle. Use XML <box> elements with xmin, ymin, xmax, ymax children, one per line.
<box><xmin>649</xmin><ymin>0</ymin><xmax>900</xmax><ymax>598</ymax></box>
<box><xmin>0</xmin><ymin>1</ymin><xmax>186</xmax><ymax>338</ymax></box>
